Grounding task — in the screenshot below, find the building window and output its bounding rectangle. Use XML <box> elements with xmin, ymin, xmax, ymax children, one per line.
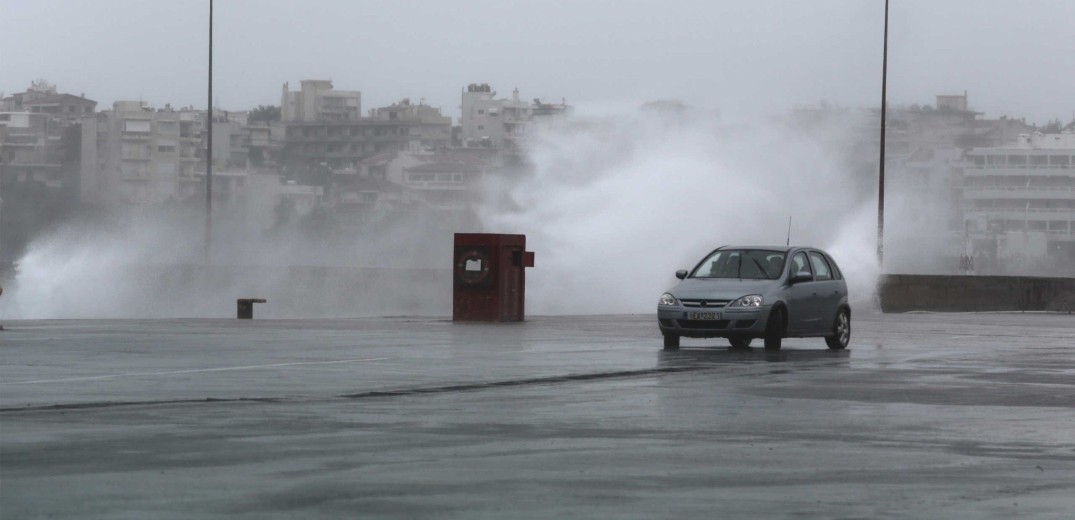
<box><xmin>124</xmin><ymin>119</ymin><xmax>151</xmax><ymax>133</ymax></box>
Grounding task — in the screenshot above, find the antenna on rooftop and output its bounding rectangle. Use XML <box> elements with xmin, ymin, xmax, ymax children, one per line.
<box><xmin>786</xmin><ymin>217</ymin><xmax>792</xmax><ymax>246</ymax></box>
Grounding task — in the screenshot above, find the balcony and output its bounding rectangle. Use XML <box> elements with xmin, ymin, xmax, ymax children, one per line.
<box><xmin>964</xmin><ymin>165</ymin><xmax>1074</xmax><ymax>177</ymax></box>
<box><xmin>964</xmin><ymin>207</ymin><xmax>1075</xmax><ymax>220</ymax></box>
<box><xmin>963</xmin><ymin>186</ymin><xmax>1075</xmax><ymax>200</ymax></box>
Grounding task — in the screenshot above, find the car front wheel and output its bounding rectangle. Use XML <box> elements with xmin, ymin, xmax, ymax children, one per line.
<box><xmin>764</xmin><ymin>308</ymin><xmax>784</xmax><ymax>351</ymax></box>
<box><xmin>825</xmin><ymin>309</ymin><xmax>850</xmax><ymax>350</ymax></box>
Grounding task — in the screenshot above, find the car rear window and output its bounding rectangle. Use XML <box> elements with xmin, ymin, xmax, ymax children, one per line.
<box><xmin>808</xmin><ymin>251</ymin><xmax>833</xmax><ymax>281</ymax></box>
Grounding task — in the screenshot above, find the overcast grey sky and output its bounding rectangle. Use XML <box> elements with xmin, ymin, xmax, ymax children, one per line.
<box><xmin>2</xmin><ymin>0</ymin><xmax>1072</xmax><ymax>123</ymax></box>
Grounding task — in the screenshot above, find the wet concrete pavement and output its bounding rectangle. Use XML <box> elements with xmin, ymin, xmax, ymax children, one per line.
<box><xmin>2</xmin><ymin>311</ymin><xmax>1074</xmax><ymax>518</ymax></box>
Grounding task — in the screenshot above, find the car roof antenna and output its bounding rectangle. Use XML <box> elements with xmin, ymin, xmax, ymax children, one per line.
<box><xmin>786</xmin><ymin>216</ymin><xmax>792</xmax><ymax>246</ymax></box>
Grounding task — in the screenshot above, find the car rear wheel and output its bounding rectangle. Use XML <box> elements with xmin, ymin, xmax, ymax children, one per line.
<box><xmin>764</xmin><ymin>308</ymin><xmax>784</xmax><ymax>351</ymax></box>
<box><xmin>825</xmin><ymin>309</ymin><xmax>850</xmax><ymax>350</ymax></box>
<box><xmin>663</xmin><ymin>334</ymin><xmax>680</xmax><ymax>350</ymax></box>
<box><xmin>728</xmin><ymin>336</ymin><xmax>752</xmax><ymax>349</ymax></box>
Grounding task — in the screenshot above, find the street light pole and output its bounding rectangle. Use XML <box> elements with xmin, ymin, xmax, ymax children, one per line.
<box><xmin>877</xmin><ymin>0</ymin><xmax>889</xmax><ymax>268</ymax></box>
<box><xmin>205</xmin><ymin>0</ymin><xmax>213</xmax><ymax>264</ymax></box>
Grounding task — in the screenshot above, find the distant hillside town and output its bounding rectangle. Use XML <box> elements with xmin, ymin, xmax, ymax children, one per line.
<box><xmin>1</xmin><ymin>79</ymin><xmax>1073</xmax><ymax>275</ymax></box>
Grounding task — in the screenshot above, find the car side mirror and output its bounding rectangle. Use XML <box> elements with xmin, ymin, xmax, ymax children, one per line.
<box><xmin>675</xmin><ymin>269</ymin><xmax>689</xmax><ymax>280</ymax></box>
<box><xmin>789</xmin><ymin>272</ymin><xmax>812</xmax><ymax>284</ymax></box>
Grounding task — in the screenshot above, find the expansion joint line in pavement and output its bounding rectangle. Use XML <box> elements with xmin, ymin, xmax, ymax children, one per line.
<box><xmin>0</xmin><ymin>366</ymin><xmax>714</xmax><ymax>414</ymax></box>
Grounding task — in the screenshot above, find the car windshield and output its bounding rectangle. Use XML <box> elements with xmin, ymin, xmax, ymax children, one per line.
<box><xmin>691</xmin><ymin>249</ymin><xmax>787</xmax><ymax>280</ymax></box>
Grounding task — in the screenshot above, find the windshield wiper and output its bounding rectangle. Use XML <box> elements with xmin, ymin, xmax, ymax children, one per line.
<box><xmin>750</xmin><ymin>257</ymin><xmax>770</xmax><ymax>279</ymax></box>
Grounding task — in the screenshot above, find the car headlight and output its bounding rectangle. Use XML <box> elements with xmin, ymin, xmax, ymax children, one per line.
<box><xmin>658</xmin><ymin>293</ymin><xmax>678</xmax><ymax>306</ymax></box>
<box><xmin>728</xmin><ymin>294</ymin><xmax>763</xmax><ymax>307</ymax></box>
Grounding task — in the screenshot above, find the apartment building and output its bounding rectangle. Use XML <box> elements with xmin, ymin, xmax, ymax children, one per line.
<box><xmin>1</xmin><ymin>82</ymin><xmax>96</xmax><ymax>190</ymax></box>
<box><xmin>21</xmin><ymin>93</ymin><xmax>97</xmax><ymax>124</ymax></box>
<box><xmin>331</xmin><ymin>150</ymin><xmax>487</xmax><ymax>219</ymax></box>
<box><xmin>885</xmin><ymin>93</ymin><xmax>1034</xmax><ymax>161</ymax></box>
<box><xmin>460</xmin><ymin>83</ymin><xmax>532</xmax><ymax>149</ymax></box>
<box><xmin>459</xmin><ymin>83</ymin><xmax>571</xmax><ymax>162</ymax></box>
<box><xmin>370</xmin><ymin>98</ymin><xmax>452</xmax><ymax>151</ymax></box>
<box><xmin>281</xmin><ymin>80</ymin><xmax>360</xmax><ymax>123</ymax></box>
<box><xmin>80</xmin><ymin>101</ymin><xmax>205</xmax><ymax>206</ymax></box>
<box><xmin>0</xmin><ymin>112</ymin><xmax>66</xmax><ymax>187</ymax></box>
<box><xmin>281</xmin><ymin>90</ymin><xmax>451</xmax><ymax>171</ymax></box>
<box><xmin>962</xmin><ymin>132</ymin><xmax>1075</xmax><ymax>271</ymax></box>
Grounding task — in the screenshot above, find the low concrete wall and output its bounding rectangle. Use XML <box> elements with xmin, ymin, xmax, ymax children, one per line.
<box><xmin>880</xmin><ymin>274</ymin><xmax>1075</xmax><ymax>313</ymax></box>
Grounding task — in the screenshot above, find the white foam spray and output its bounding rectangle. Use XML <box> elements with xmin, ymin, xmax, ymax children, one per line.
<box><xmin>1</xmin><ymin>106</ymin><xmax>882</xmax><ymax>319</ymax></box>
<box><xmin>479</xmin><ymin>108</ymin><xmax>881</xmax><ymax>314</ymax></box>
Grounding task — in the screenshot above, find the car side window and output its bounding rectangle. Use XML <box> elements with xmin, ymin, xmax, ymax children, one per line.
<box><xmin>791</xmin><ymin>252</ymin><xmax>811</xmax><ymax>279</ymax></box>
<box><xmin>808</xmin><ymin>251</ymin><xmax>833</xmax><ymax>281</ymax></box>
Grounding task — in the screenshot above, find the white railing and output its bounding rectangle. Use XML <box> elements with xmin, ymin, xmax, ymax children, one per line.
<box><xmin>964</xmin><ymin>186</ymin><xmax>1074</xmax><ymax>191</ymax></box>
<box><xmin>965</xmin><ymin>164</ymin><xmax>1073</xmax><ymax>170</ymax></box>
<box><xmin>964</xmin><ymin>207</ymin><xmax>1075</xmax><ymax>215</ymax></box>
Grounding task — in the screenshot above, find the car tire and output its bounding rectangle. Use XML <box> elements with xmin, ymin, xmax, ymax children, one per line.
<box><xmin>825</xmin><ymin>309</ymin><xmax>850</xmax><ymax>350</ymax></box>
<box><xmin>728</xmin><ymin>336</ymin><xmax>752</xmax><ymax>349</ymax></box>
<box><xmin>764</xmin><ymin>308</ymin><xmax>784</xmax><ymax>351</ymax></box>
<box><xmin>663</xmin><ymin>334</ymin><xmax>680</xmax><ymax>350</ymax></box>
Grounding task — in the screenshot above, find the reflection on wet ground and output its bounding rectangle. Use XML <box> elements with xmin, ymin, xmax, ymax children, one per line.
<box><xmin>2</xmin><ymin>312</ymin><xmax>1074</xmax><ymax>519</ymax></box>
<box><xmin>658</xmin><ymin>346</ymin><xmax>850</xmax><ymax>368</ymax></box>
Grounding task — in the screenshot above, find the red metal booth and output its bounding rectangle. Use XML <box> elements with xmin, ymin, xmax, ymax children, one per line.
<box><xmin>453</xmin><ymin>233</ymin><xmax>535</xmax><ymax>322</ymax></box>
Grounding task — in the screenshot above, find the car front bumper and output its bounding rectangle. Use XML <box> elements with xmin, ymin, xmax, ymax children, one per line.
<box><xmin>657</xmin><ymin>305</ymin><xmax>772</xmax><ymax>338</ymax></box>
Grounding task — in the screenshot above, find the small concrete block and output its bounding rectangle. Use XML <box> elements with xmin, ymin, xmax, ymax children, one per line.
<box><xmin>237</xmin><ymin>298</ymin><xmax>268</xmax><ymax>319</ymax></box>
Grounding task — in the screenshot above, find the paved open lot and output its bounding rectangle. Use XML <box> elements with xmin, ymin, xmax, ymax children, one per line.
<box><xmin>2</xmin><ymin>311</ymin><xmax>1074</xmax><ymax>519</ymax></box>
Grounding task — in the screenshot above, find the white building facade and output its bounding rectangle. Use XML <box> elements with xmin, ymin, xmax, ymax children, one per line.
<box><xmin>962</xmin><ymin>132</ymin><xmax>1075</xmax><ymax>274</ymax></box>
<box><xmin>460</xmin><ymin>84</ymin><xmax>532</xmax><ymax>149</ymax></box>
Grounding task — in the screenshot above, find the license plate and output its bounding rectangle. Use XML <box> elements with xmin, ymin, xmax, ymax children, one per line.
<box><xmin>687</xmin><ymin>312</ymin><xmax>719</xmax><ymax>320</ymax></box>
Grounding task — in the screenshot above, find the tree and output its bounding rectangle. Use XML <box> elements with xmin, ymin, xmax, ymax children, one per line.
<box><xmin>248</xmin><ymin>104</ymin><xmax>281</xmax><ymax>124</ymax></box>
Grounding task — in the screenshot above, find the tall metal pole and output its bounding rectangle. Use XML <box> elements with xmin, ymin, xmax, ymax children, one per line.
<box><xmin>205</xmin><ymin>0</ymin><xmax>213</xmax><ymax>264</ymax></box>
<box><xmin>877</xmin><ymin>0</ymin><xmax>889</xmax><ymax>268</ymax></box>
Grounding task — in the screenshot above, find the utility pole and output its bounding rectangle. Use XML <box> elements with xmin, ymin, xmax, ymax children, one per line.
<box><xmin>877</xmin><ymin>0</ymin><xmax>889</xmax><ymax>268</ymax></box>
<box><xmin>205</xmin><ymin>0</ymin><xmax>213</xmax><ymax>264</ymax></box>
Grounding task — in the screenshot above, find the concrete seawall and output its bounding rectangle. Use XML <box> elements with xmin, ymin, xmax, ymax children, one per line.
<box><xmin>880</xmin><ymin>274</ymin><xmax>1075</xmax><ymax>313</ymax></box>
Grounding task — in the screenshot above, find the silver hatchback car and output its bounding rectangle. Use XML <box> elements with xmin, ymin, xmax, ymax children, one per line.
<box><xmin>657</xmin><ymin>246</ymin><xmax>850</xmax><ymax>351</ymax></box>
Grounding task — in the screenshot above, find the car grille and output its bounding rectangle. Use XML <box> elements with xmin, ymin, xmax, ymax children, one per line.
<box><xmin>679</xmin><ymin>299</ymin><xmax>730</xmax><ymax>308</ymax></box>
<box><xmin>677</xmin><ymin>319</ymin><xmax>730</xmax><ymax>329</ymax></box>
